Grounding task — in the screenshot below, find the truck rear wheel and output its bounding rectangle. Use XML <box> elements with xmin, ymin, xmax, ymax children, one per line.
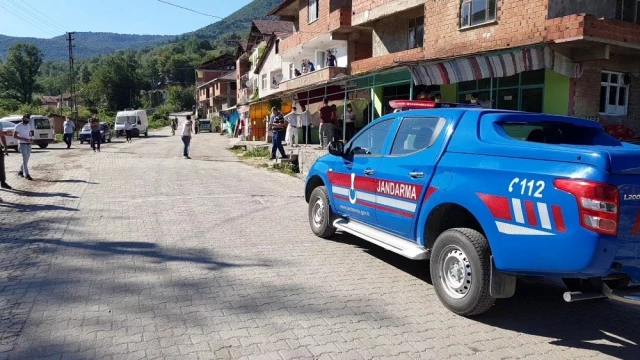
<box><xmin>308</xmin><ymin>186</ymin><xmax>336</xmax><ymax>239</ymax></box>
<box><xmin>38</xmin><ymin>143</ymin><xmax>48</xmax><ymax>149</ymax></box>
<box><xmin>430</xmin><ymin>228</ymin><xmax>494</xmax><ymax>316</ymax></box>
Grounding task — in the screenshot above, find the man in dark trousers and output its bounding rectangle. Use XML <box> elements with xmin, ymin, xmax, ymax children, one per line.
<box><xmin>268</xmin><ymin>107</ymin><xmax>288</xmax><ymax>160</ymax></box>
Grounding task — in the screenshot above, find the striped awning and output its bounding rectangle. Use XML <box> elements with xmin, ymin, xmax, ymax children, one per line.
<box><xmin>409</xmin><ymin>46</ymin><xmax>578</xmax><ymax>86</ymax></box>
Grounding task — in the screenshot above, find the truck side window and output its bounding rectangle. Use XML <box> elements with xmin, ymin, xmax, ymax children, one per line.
<box><xmin>390</xmin><ymin>117</ymin><xmax>445</xmax><ymax>155</ymax></box>
<box><xmin>350</xmin><ymin>119</ymin><xmax>393</xmax><ymax>156</ymax></box>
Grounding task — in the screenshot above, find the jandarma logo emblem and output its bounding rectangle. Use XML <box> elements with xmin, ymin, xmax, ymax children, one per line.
<box><xmin>349</xmin><ymin>173</ymin><xmax>357</xmax><ymax>204</ymax></box>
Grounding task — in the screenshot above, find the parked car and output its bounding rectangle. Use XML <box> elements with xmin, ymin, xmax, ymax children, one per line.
<box><xmin>0</xmin><ymin>115</ymin><xmax>55</xmax><ymax>148</ymax></box>
<box><xmin>305</xmin><ymin>99</ymin><xmax>640</xmax><ymax>316</ymax></box>
<box><xmin>0</xmin><ymin>121</ymin><xmax>19</xmax><ymax>152</ymax></box>
<box><xmin>114</xmin><ymin>109</ymin><xmax>148</xmax><ymax>137</ymax></box>
<box><xmin>79</xmin><ymin>123</ymin><xmax>112</xmax><ymax>144</ymax></box>
<box><xmin>199</xmin><ymin>119</ymin><xmax>212</xmax><ymax>132</ymax></box>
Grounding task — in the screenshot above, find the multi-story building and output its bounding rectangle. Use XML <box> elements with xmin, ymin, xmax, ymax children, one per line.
<box><xmin>238</xmin><ymin>0</ymin><xmax>640</xmax><ymax>144</ymax></box>
<box><xmin>195</xmin><ymin>54</ymin><xmax>237</xmax><ymax>119</ymax></box>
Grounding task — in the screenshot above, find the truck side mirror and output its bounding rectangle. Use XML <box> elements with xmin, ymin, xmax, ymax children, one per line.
<box><xmin>328</xmin><ymin>141</ymin><xmax>344</xmax><ymax>156</ymax></box>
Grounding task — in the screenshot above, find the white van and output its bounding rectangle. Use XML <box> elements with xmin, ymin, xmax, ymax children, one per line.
<box><xmin>0</xmin><ymin>115</ymin><xmax>55</xmax><ymax>148</ymax></box>
<box><xmin>114</xmin><ymin>109</ymin><xmax>149</xmax><ymax>137</ymax></box>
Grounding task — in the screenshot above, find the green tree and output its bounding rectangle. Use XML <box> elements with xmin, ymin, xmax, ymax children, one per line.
<box><xmin>80</xmin><ymin>65</ymin><xmax>92</xmax><ymax>84</ymax></box>
<box><xmin>0</xmin><ymin>43</ymin><xmax>44</xmax><ymax>104</ymax></box>
<box><xmin>167</xmin><ymin>85</ymin><xmax>195</xmax><ymax>110</ymax></box>
<box><xmin>88</xmin><ymin>52</ymin><xmax>142</xmax><ymax>110</ymax></box>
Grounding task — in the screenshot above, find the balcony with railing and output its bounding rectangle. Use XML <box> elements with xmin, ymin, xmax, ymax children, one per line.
<box><xmin>279</xmin><ymin>66</ymin><xmax>349</xmax><ymax>92</ymax></box>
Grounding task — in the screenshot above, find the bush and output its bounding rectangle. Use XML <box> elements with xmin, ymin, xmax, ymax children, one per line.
<box><xmin>148</xmin><ymin>104</ymin><xmax>177</xmax><ymax>129</ymax></box>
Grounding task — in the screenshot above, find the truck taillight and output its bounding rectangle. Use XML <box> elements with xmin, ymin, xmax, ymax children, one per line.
<box><xmin>554</xmin><ymin>179</ymin><xmax>619</xmax><ymax>236</ymax></box>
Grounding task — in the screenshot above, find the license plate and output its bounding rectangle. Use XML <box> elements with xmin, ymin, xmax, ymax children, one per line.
<box><xmin>40</xmin><ymin>134</ymin><xmax>48</xmax><ymax>138</ymax></box>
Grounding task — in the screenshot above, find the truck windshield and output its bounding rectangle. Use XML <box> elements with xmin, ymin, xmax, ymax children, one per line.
<box><xmin>500</xmin><ymin>122</ymin><xmax>615</xmax><ymax>146</ymax></box>
<box><xmin>116</xmin><ymin>116</ymin><xmax>135</xmax><ymax>124</ymax></box>
<box><xmin>34</xmin><ymin>118</ymin><xmax>51</xmax><ymax>129</ymax></box>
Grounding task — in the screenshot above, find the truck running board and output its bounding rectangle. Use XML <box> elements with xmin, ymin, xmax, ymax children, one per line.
<box><xmin>333</xmin><ymin>218</ymin><xmax>429</xmax><ymax>260</ymax></box>
<box><xmin>563</xmin><ymin>283</ymin><xmax>640</xmax><ymax>305</ymax></box>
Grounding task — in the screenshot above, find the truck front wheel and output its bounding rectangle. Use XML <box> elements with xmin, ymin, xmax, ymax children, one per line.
<box><xmin>430</xmin><ymin>228</ymin><xmax>495</xmax><ymax>316</ymax></box>
<box><xmin>308</xmin><ymin>186</ymin><xmax>336</xmax><ymax>239</ymax></box>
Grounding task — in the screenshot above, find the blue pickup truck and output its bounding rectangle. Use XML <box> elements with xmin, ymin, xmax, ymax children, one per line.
<box><xmin>304</xmin><ymin>100</ymin><xmax>640</xmax><ymax>316</ymax></box>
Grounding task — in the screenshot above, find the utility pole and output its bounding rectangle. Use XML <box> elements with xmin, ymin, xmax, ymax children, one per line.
<box><xmin>67</xmin><ymin>32</ymin><xmax>77</xmax><ymax>121</ymax></box>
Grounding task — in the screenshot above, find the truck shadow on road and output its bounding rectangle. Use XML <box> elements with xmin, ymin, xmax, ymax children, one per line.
<box><xmin>330</xmin><ymin>231</ymin><xmax>640</xmax><ymax>359</ymax></box>
<box><xmin>4</xmin><ymin>189</ymin><xmax>79</xmax><ymax>199</ymax></box>
<box><xmin>0</xmin><ymin>202</ymin><xmax>78</xmax><ymax>212</ymax></box>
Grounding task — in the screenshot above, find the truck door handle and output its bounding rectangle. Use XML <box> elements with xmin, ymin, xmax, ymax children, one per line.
<box><xmin>409</xmin><ymin>171</ymin><xmax>424</xmax><ymax>178</ymax></box>
<box><xmin>364</xmin><ymin>169</ymin><xmax>375</xmax><ymax>175</ymax></box>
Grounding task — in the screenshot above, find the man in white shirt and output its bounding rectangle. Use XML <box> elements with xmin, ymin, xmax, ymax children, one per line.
<box><xmin>284</xmin><ymin>107</ymin><xmax>299</xmax><ymax>147</ymax></box>
<box><xmin>63</xmin><ymin>117</ymin><xmax>75</xmax><ymax>149</ymax></box>
<box><xmin>124</xmin><ymin>118</ymin><xmax>133</xmax><ymax>143</ymax></box>
<box><xmin>181</xmin><ymin>115</ymin><xmax>194</xmax><ymax>159</ymax></box>
<box><xmin>299</xmin><ymin>104</ymin><xmax>312</xmax><ymax>145</ymax></box>
<box><xmin>13</xmin><ymin>114</ymin><xmax>34</xmax><ymax>181</ymax></box>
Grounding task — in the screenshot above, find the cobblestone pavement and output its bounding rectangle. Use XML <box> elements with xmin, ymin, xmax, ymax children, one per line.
<box><xmin>1</xmin><ymin>122</ymin><xmax>640</xmax><ymax>360</ymax></box>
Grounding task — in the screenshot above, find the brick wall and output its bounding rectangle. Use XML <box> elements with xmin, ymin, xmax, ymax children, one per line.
<box><xmin>573</xmin><ymin>54</ymin><xmax>640</xmax><ymax>133</ymax></box>
<box><xmin>424</xmin><ymin>0</ymin><xmax>548</xmax><ymax>59</ymax></box>
<box><xmin>280</xmin><ymin>0</ymin><xmax>352</xmax><ymax>54</ymax></box>
<box><xmin>351</xmin><ymin>47</ymin><xmax>423</xmax><ymax>75</ymax></box>
<box><xmin>370</xmin><ymin>9</ymin><xmax>417</xmax><ymax>56</ymax></box>
<box><xmin>352</xmin><ymin>0</ymin><xmax>424</xmax><ymax>25</ymax></box>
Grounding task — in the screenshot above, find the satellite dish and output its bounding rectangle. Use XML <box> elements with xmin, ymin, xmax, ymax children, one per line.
<box><xmin>245</xmin><ymin>80</ymin><xmax>252</xmax><ymax>87</ymax></box>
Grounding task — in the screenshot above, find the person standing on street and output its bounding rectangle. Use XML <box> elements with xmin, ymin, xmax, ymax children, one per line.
<box><xmin>89</xmin><ymin>116</ymin><xmax>101</xmax><ymax>152</ymax></box>
<box><xmin>171</xmin><ymin>117</ymin><xmax>178</xmax><ymax>136</ymax></box>
<box><xmin>0</xmin><ymin>121</ymin><xmax>12</xmax><ymax>190</ymax></box>
<box><xmin>124</xmin><ymin>118</ymin><xmax>133</xmax><ymax>143</ymax></box>
<box><xmin>300</xmin><ymin>104</ymin><xmax>312</xmax><ymax>145</ymax></box>
<box><xmin>63</xmin><ymin>117</ymin><xmax>75</xmax><ymax>149</ymax></box>
<box><xmin>284</xmin><ymin>107</ymin><xmax>299</xmax><ymax>147</ymax></box>
<box><xmin>318</xmin><ymin>98</ymin><xmax>334</xmax><ymax>148</ymax></box>
<box><xmin>181</xmin><ymin>115</ymin><xmax>193</xmax><ymax>159</ymax></box>
<box><xmin>269</xmin><ymin>107</ymin><xmax>288</xmax><ymax>160</ymax></box>
<box><xmin>13</xmin><ymin>114</ymin><xmax>34</xmax><ymax>181</ymax></box>
<box><xmin>195</xmin><ymin>118</ymin><xmax>200</xmax><ymax>134</ymax></box>
<box><xmin>345</xmin><ymin>103</ymin><xmax>356</xmax><ymax>141</ymax></box>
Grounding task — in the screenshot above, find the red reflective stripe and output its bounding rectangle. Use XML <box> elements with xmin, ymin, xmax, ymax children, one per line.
<box><xmin>327</xmin><ymin>172</ymin><xmax>350</xmax><ymax>187</ymax></box>
<box><xmin>477</xmin><ymin>193</ymin><xmax>512</xmax><ymax>221</ymax></box>
<box><xmin>525</xmin><ymin>200</ymin><xmax>538</xmax><ymax>226</ymax></box>
<box><xmin>551</xmin><ymin>205</ymin><xmax>566</xmax><ymax>233</ymax></box>
<box><xmin>334</xmin><ymin>194</ymin><xmax>349</xmax><ymax>202</ymax></box>
<box><xmin>632</xmin><ymin>210</ymin><xmax>640</xmax><ymax>236</ymax></box>
<box><xmin>356</xmin><ymin>176</ymin><xmax>378</xmax><ymax>193</ymax></box>
<box><xmin>423</xmin><ymin>187</ymin><xmax>438</xmax><ymax>204</ymax></box>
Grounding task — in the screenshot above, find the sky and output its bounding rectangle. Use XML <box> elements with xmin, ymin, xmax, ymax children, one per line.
<box><xmin>0</xmin><ymin>0</ymin><xmax>253</xmax><ymax>38</ymax></box>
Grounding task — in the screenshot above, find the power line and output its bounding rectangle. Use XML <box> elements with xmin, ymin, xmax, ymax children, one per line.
<box><xmin>15</xmin><ymin>0</ymin><xmax>68</xmax><ymax>33</ymax></box>
<box><xmin>5</xmin><ymin>0</ymin><xmax>66</xmax><ymax>35</ymax></box>
<box><xmin>0</xmin><ymin>2</ymin><xmax>58</xmax><ymax>37</ymax></box>
<box><xmin>156</xmin><ymin>0</ymin><xmax>223</xmax><ymax>19</ymax></box>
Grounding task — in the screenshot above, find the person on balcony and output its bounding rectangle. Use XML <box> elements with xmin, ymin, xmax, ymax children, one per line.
<box><xmin>301</xmin><ymin>60</ymin><xmax>308</xmax><ymax>74</ymax></box>
<box><xmin>326</xmin><ymin>50</ymin><xmax>336</xmax><ymax>67</ymax></box>
<box><xmin>306</xmin><ymin>59</ymin><xmax>315</xmax><ymax>73</ymax></box>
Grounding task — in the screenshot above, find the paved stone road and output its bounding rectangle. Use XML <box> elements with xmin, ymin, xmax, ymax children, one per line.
<box><xmin>1</xmin><ymin>119</ymin><xmax>640</xmax><ymax>360</ymax></box>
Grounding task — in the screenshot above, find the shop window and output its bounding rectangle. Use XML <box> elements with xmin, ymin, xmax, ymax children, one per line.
<box><xmin>457</xmin><ymin>69</ymin><xmax>545</xmax><ymax>112</ymax></box>
<box><xmin>408</xmin><ymin>16</ymin><xmax>424</xmax><ymax>49</ymax></box>
<box><xmin>615</xmin><ymin>0</ymin><xmax>640</xmax><ymax>24</ymax></box>
<box><xmin>309</xmin><ymin>0</ymin><xmax>319</xmax><ymax>23</ymax></box>
<box><xmin>600</xmin><ymin>70</ymin><xmax>629</xmax><ymax>116</ymax></box>
<box><xmin>460</xmin><ymin>0</ymin><xmax>496</xmax><ymax>28</ymax></box>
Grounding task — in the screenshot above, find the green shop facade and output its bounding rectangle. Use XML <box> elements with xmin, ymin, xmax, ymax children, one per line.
<box><xmin>287</xmin><ymin>46</ymin><xmax>576</xmax><ymax>143</ymax></box>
